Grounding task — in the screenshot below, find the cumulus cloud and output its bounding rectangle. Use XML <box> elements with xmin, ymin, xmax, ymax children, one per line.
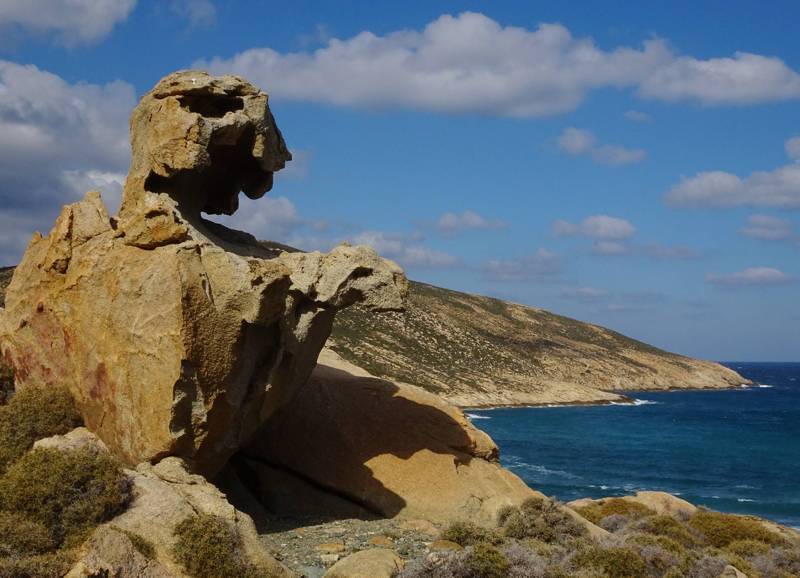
<box><xmin>199</xmin><ymin>12</ymin><xmax>800</xmax><ymax>117</ymax></box>
<box><xmin>624</xmin><ymin>110</ymin><xmax>652</xmax><ymax>122</ymax></box>
<box><xmin>435</xmin><ymin>210</ymin><xmax>505</xmax><ymax>235</ymax></box>
<box><xmin>739</xmin><ymin>214</ymin><xmax>796</xmax><ymax>241</ymax></box>
<box><xmin>665</xmin><ymin>137</ymin><xmax>800</xmax><ymax>209</ymax></box>
<box><xmin>553</xmin><ymin>215</ymin><xmax>636</xmax><ymax>240</ymax></box>
<box><xmin>351</xmin><ymin>231</ymin><xmax>458</xmax><ymax>269</ymax></box>
<box><xmin>482</xmin><ymin>249</ymin><xmax>561</xmax><ymax>282</ymax></box>
<box><xmin>0</xmin><ymin>0</ymin><xmax>136</xmax><ymax>45</ymax></box>
<box><xmin>553</xmin><ymin>216</ymin><xmax>700</xmax><ymax>258</ymax></box>
<box><xmin>557</xmin><ymin>128</ymin><xmax>646</xmax><ymax>166</ymax></box>
<box><xmin>0</xmin><ymin>60</ymin><xmax>135</xmax><ymax>264</ymax></box>
<box><xmin>170</xmin><ymin>0</ymin><xmax>216</xmax><ymax>28</ymax></box>
<box><xmin>706</xmin><ymin>267</ymin><xmax>793</xmax><ymax>287</ymax></box>
<box><xmin>210</xmin><ymin>195</ymin><xmax>304</xmax><ymax>241</ymax></box>
<box><xmin>638</xmin><ymin>52</ymin><xmax>800</xmax><ymax>105</ymax></box>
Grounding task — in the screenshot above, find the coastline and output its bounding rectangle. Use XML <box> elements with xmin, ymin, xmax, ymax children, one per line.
<box><xmin>458</xmin><ymin>379</ymin><xmax>754</xmax><ymax>411</ymax></box>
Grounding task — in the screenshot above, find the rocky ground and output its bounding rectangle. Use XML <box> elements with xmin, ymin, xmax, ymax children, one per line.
<box><xmin>259</xmin><ymin>516</ymin><xmax>444</xmax><ymax>577</ymax></box>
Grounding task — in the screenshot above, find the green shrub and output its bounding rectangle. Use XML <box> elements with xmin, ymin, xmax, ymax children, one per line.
<box><xmin>0</xmin><ymin>384</ymin><xmax>81</xmax><ymax>472</ymax></box>
<box><xmin>464</xmin><ymin>544</ymin><xmax>509</xmax><ymax>578</ymax></box>
<box><xmin>0</xmin><ymin>511</ymin><xmax>55</xmax><ymax>557</ymax></box>
<box><xmin>571</xmin><ymin>546</ymin><xmax>648</xmax><ymax>578</ymax></box>
<box><xmin>725</xmin><ymin>539</ymin><xmax>771</xmax><ymax>558</ymax></box>
<box><xmin>688</xmin><ymin>510</ymin><xmax>783</xmax><ymax>548</ymax></box>
<box><xmin>0</xmin><ymin>447</ymin><xmax>129</xmax><ymax>545</ymax></box>
<box><xmin>0</xmin><ymin>549</ymin><xmax>75</xmax><ymax>578</ymax></box>
<box><xmin>441</xmin><ymin>521</ymin><xmax>502</xmax><ymax>547</ymax></box>
<box><xmin>0</xmin><ymin>360</ymin><xmax>13</xmax><ymax>405</ymax></box>
<box><xmin>636</xmin><ymin>514</ymin><xmax>698</xmax><ymax>546</ymax></box>
<box><xmin>499</xmin><ymin>497</ymin><xmax>587</xmax><ymax>543</ymax></box>
<box><xmin>574</xmin><ymin>498</ymin><xmax>655</xmax><ymax>525</ymax></box>
<box><xmin>173</xmin><ymin>514</ymin><xmax>265</xmax><ymax>578</ymax></box>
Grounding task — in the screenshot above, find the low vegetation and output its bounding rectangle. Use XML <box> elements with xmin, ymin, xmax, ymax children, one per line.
<box><xmin>0</xmin><ymin>382</ymin><xmax>82</xmax><ymax>472</ymax></box>
<box><xmin>173</xmin><ymin>514</ymin><xmax>266</xmax><ymax>578</ymax></box>
<box><xmin>574</xmin><ymin>497</ymin><xmax>656</xmax><ymax>525</ymax></box>
<box><xmin>498</xmin><ymin>496</ymin><xmax>587</xmax><ymax>543</ymax></box>
<box><xmin>399</xmin><ymin>498</ymin><xmax>800</xmax><ymax>578</ymax></box>
<box><xmin>0</xmin><ymin>364</ymin><xmax>131</xmax><ymax>577</ymax></box>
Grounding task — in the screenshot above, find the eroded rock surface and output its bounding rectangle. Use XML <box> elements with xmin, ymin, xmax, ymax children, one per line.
<box><xmin>0</xmin><ymin>70</ymin><xmax>407</xmax><ymax>476</ymax></box>
<box><xmin>239</xmin><ymin>348</ymin><xmax>541</xmax><ymax>526</ymax></box>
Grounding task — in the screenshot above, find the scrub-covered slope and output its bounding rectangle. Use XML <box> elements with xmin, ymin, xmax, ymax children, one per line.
<box><xmin>329</xmin><ymin>281</ymin><xmax>747</xmax><ymax>407</ymax></box>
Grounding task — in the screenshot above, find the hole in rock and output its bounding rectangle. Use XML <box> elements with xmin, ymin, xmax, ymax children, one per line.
<box><xmin>178</xmin><ymin>94</ymin><xmax>244</xmax><ymax>117</ymax></box>
<box><xmin>143</xmin><ymin>125</ymin><xmax>273</xmax><ymax>217</ymax></box>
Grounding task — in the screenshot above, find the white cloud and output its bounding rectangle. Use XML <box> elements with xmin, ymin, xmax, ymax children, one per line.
<box><xmin>665</xmin><ymin>138</ymin><xmax>800</xmax><ymax>209</ymax></box>
<box><xmin>0</xmin><ymin>60</ymin><xmax>135</xmax><ymax>264</ymax></box>
<box><xmin>739</xmin><ymin>214</ymin><xmax>796</xmax><ymax>241</ymax></box>
<box><xmin>706</xmin><ymin>267</ymin><xmax>793</xmax><ymax>287</ymax></box>
<box><xmin>624</xmin><ymin>110</ymin><xmax>652</xmax><ymax>122</ymax></box>
<box><xmin>482</xmin><ymin>249</ymin><xmax>561</xmax><ymax>281</ymax></box>
<box><xmin>557</xmin><ymin>127</ymin><xmax>646</xmax><ymax>165</ymax></box>
<box><xmin>199</xmin><ymin>12</ymin><xmax>800</xmax><ymax>117</ymax></box>
<box><xmin>61</xmin><ymin>170</ymin><xmax>126</xmax><ymax>213</ymax></box>
<box><xmin>210</xmin><ymin>196</ymin><xmax>303</xmax><ymax>241</ymax></box>
<box><xmin>786</xmin><ymin>137</ymin><xmax>800</xmax><ymax>162</ymax></box>
<box><xmin>638</xmin><ymin>52</ymin><xmax>800</xmax><ymax>105</ymax></box>
<box><xmin>553</xmin><ymin>215</ymin><xmax>636</xmax><ymax>240</ymax></box>
<box><xmin>351</xmin><ymin>231</ymin><xmax>458</xmax><ymax>269</ymax></box>
<box><xmin>0</xmin><ymin>0</ymin><xmax>136</xmax><ymax>45</ymax></box>
<box><xmin>435</xmin><ymin>209</ymin><xmax>505</xmax><ymax>235</ymax></box>
<box><xmin>170</xmin><ymin>0</ymin><xmax>216</xmax><ymax>28</ymax></box>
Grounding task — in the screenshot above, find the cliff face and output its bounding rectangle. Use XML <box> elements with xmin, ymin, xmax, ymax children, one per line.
<box><xmin>329</xmin><ymin>281</ymin><xmax>748</xmax><ymax>407</ymax></box>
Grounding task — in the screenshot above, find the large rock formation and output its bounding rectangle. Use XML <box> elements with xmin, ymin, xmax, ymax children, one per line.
<box><xmin>237</xmin><ymin>348</ymin><xmax>546</xmax><ymax>527</ymax></box>
<box><xmin>0</xmin><ymin>70</ymin><xmax>407</xmax><ymax>476</ymax></box>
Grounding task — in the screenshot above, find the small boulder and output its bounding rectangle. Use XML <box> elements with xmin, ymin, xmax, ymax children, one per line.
<box><xmin>323</xmin><ymin>549</ymin><xmax>404</xmax><ymax>578</ymax></box>
<box><xmin>66</xmin><ymin>525</ymin><xmax>172</xmax><ymax>578</ymax></box>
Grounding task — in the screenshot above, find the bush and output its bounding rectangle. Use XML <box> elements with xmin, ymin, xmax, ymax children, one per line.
<box><xmin>441</xmin><ymin>521</ymin><xmax>502</xmax><ymax>547</ymax></box>
<box><xmin>173</xmin><ymin>514</ymin><xmax>265</xmax><ymax>578</ymax></box>
<box><xmin>0</xmin><ymin>550</ymin><xmax>75</xmax><ymax>578</ymax></box>
<box><xmin>0</xmin><ymin>511</ymin><xmax>55</xmax><ymax>557</ymax></box>
<box><xmin>571</xmin><ymin>545</ymin><xmax>648</xmax><ymax>578</ymax></box>
<box><xmin>685</xmin><ymin>555</ymin><xmax>728</xmax><ymax>578</ymax></box>
<box><xmin>636</xmin><ymin>514</ymin><xmax>698</xmax><ymax>546</ymax></box>
<box><xmin>465</xmin><ymin>544</ymin><xmax>510</xmax><ymax>578</ymax></box>
<box><xmin>499</xmin><ymin>497</ymin><xmax>587</xmax><ymax>543</ymax></box>
<box><xmin>688</xmin><ymin>510</ymin><xmax>783</xmax><ymax>548</ymax></box>
<box><xmin>0</xmin><ymin>384</ymin><xmax>81</xmax><ymax>472</ymax></box>
<box><xmin>725</xmin><ymin>539</ymin><xmax>771</xmax><ymax>558</ymax></box>
<box><xmin>0</xmin><ymin>447</ymin><xmax>129</xmax><ymax>546</ymax></box>
<box><xmin>574</xmin><ymin>498</ymin><xmax>655</xmax><ymax>525</ymax></box>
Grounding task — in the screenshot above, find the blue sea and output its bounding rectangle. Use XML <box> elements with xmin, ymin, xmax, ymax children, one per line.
<box><xmin>466</xmin><ymin>362</ymin><xmax>800</xmax><ymax>529</ymax></box>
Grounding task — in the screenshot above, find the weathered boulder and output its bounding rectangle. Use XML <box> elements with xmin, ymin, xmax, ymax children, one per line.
<box><xmin>0</xmin><ymin>70</ymin><xmax>407</xmax><ymax>476</ymax></box>
<box><xmin>238</xmin><ymin>348</ymin><xmax>540</xmax><ymax>526</ymax></box>
<box><xmin>34</xmin><ymin>429</ymin><xmax>295</xmax><ymax>577</ymax></box>
<box><xmin>323</xmin><ymin>548</ymin><xmax>404</xmax><ymax>578</ymax></box>
<box><xmin>66</xmin><ymin>525</ymin><xmax>173</xmax><ymax>578</ymax></box>
<box><xmin>567</xmin><ymin>491</ymin><xmax>698</xmax><ymax>520</ymax></box>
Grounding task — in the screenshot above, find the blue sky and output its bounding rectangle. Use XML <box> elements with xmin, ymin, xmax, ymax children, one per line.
<box><xmin>0</xmin><ymin>1</ymin><xmax>798</xmax><ymax>361</ymax></box>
